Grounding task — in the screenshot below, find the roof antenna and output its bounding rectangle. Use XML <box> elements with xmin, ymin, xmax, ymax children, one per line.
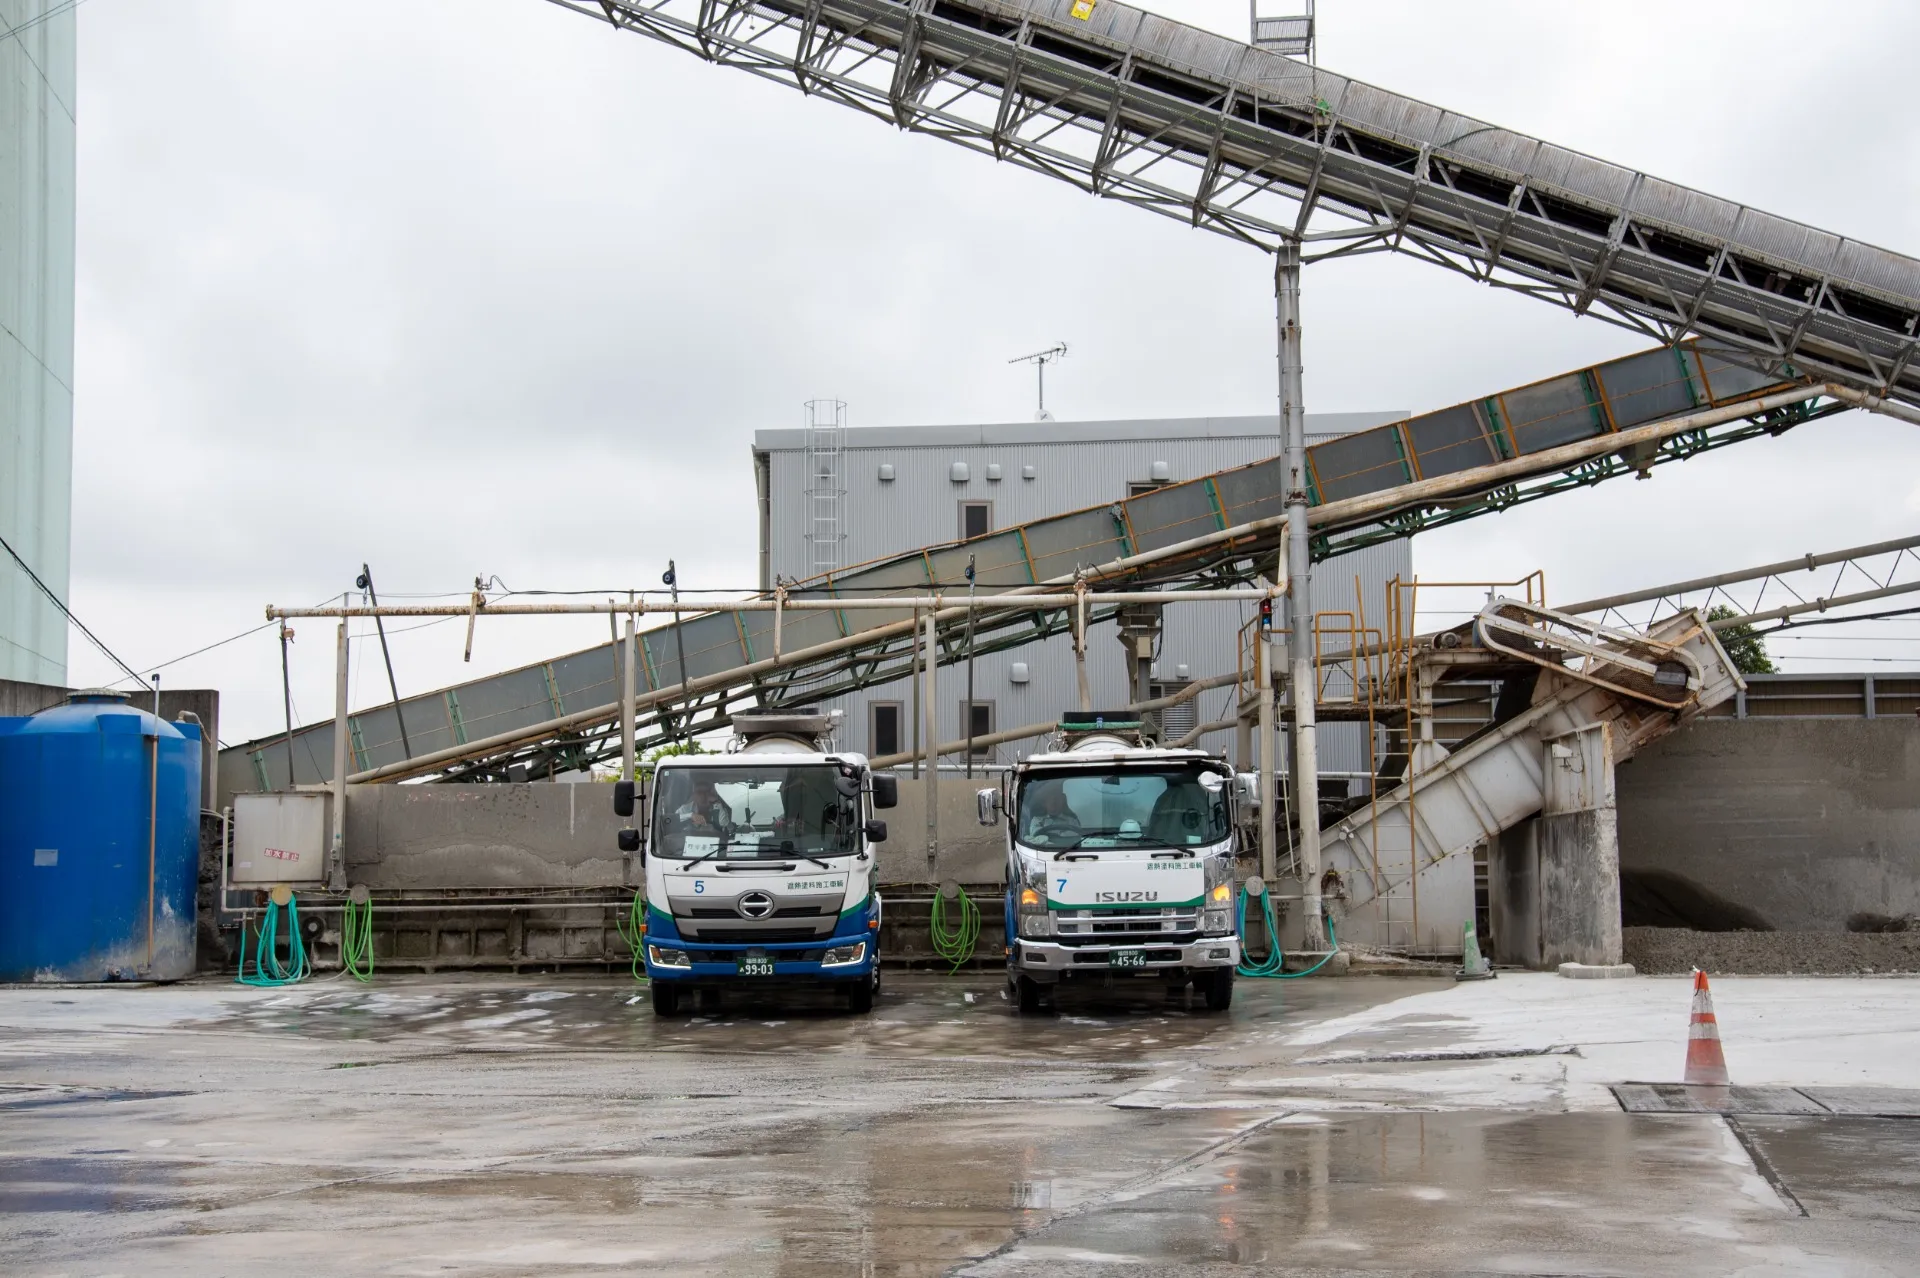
<box><xmin>1008</xmin><ymin>342</ymin><xmax>1068</xmax><ymax>421</ymax></box>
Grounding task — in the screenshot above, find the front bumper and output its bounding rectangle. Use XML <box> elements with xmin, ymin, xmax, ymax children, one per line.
<box><xmin>1013</xmin><ymin>935</ymin><xmax>1239</xmax><ymax>979</ymax></box>
<box><xmin>642</xmin><ymin>936</ymin><xmax>876</xmax><ymax>984</ymax></box>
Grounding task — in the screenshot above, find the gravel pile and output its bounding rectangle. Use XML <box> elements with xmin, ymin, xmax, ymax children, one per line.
<box><xmin>1625</xmin><ymin>926</ymin><xmax>1920</xmax><ymax>975</ymax></box>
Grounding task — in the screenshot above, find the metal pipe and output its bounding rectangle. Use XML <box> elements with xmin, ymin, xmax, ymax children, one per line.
<box><xmin>964</xmin><ymin>554</ymin><xmax>977</xmax><ymax>778</ymax></box>
<box><xmin>922</xmin><ymin>609</ymin><xmax>938</xmax><ymax>874</ymax></box>
<box><xmin>145</xmin><ymin>732</ymin><xmax>157</xmax><ymax>973</ymax></box>
<box><xmin>621</xmin><ymin>613</ymin><xmax>636</xmax><ymax>783</ymax></box>
<box><xmin>1823</xmin><ymin>383</ymin><xmax>1920</xmax><ymax>429</ymax></box>
<box><xmin>331</xmin><ymin>621</ymin><xmax>350</xmax><ymax>890</ymax></box>
<box><xmin>1560</xmin><ymin>532</ymin><xmax>1920</xmax><ymax>615</ymax></box>
<box><xmin>666</xmin><ymin>561</ymin><xmax>690</xmax><ymax>740</ymax></box>
<box><xmin>358</xmin><ymin>564</ymin><xmax>413</xmax><ymax>758</ymax></box>
<box><xmin>278</xmin><ymin>621</ymin><xmax>296</xmax><ymax>789</ymax></box>
<box><xmin>271</xmin><ymin>588</ymin><xmax>1280</xmax><ymax>618</ymax></box>
<box><xmin>1278</xmin><ymin>238</ymin><xmax>1322</xmax><ymax>936</ymax></box>
<box><xmin>910</xmin><ymin>609</ymin><xmax>922</xmax><ymax>781</ymax></box>
<box><xmin>870</xmin><ymin>669</ymin><xmax>1237</xmax><ymax>768</ymax></box>
<box><xmin>1257</xmin><ymin>613</ymin><xmax>1276</xmax><ymax>884</ymax></box>
<box><xmin>1073</xmin><ymin>584</ymin><xmax>1092</xmax><ymax>712</ymax></box>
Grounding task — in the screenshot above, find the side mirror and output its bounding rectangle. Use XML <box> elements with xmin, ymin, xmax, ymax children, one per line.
<box><xmin>613</xmin><ymin>780</ymin><xmax>636</xmax><ymax>818</ymax></box>
<box><xmin>616</xmin><ymin>828</ymin><xmax>641</xmax><ymax>853</ymax></box>
<box><xmin>870</xmin><ymin>773</ymin><xmax>898</xmax><ymax>809</ymax></box>
<box><xmin>863</xmin><ymin>819</ymin><xmax>888</xmax><ymax>844</ymax></box>
<box><xmin>976</xmin><ymin>787</ymin><xmax>1002</xmax><ymax>826</ymax></box>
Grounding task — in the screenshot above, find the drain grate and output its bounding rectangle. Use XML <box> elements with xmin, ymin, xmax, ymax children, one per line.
<box><xmin>1612</xmin><ymin>1083</ymin><xmax>1920</xmax><ymax>1117</ymax></box>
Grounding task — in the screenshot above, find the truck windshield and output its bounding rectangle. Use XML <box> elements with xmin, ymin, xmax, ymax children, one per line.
<box><xmin>1016</xmin><ymin>767</ymin><xmax>1230</xmax><ymax>851</ymax></box>
<box><xmin>651</xmin><ymin>765</ymin><xmax>857</xmax><ymax>860</ymax></box>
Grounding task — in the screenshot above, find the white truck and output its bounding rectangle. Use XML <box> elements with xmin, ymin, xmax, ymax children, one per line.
<box><xmin>613</xmin><ymin>711</ymin><xmax>896</xmax><ymax>1016</ymax></box>
<box><xmin>977</xmin><ymin>711</ymin><xmax>1242</xmax><ymax>1013</ymax></box>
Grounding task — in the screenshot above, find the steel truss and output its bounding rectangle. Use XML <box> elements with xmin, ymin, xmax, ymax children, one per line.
<box><xmin>550</xmin><ymin>0</ymin><xmax>1920</xmax><ymax>409</ymax></box>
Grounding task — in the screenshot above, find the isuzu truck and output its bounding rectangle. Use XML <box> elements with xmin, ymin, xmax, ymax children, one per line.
<box><xmin>614</xmin><ymin>711</ymin><xmax>896</xmax><ymax>1016</ymax></box>
<box><xmin>978</xmin><ymin>711</ymin><xmax>1241</xmax><ymax>1012</ymax></box>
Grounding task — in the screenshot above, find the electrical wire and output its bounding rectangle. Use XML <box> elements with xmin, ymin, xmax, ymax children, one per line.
<box><xmin>0</xmin><ymin>528</ymin><xmax>139</xmax><ymax>681</ymax></box>
<box><xmin>930</xmin><ymin>886</ymin><xmax>981</xmax><ymax>973</ymax></box>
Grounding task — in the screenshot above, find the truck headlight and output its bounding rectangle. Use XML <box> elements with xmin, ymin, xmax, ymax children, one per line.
<box><xmin>647</xmin><ymin>945</ymin><xmax>691</xmax><ymax>969</ymax></box>
<box><xmin>1019</xmin><ymin>913</ymin><xmax>1055</xmax><ymax>939</ymax></box>
<box><xmin>1201</xmin><ymin>907</ymin><xmax>1233</xmax><ymax>935</ymax></box>
<box><xmin>822</xmin><ymin>942</ymin><xmax>867</xmax><ymax>967</ymax></box>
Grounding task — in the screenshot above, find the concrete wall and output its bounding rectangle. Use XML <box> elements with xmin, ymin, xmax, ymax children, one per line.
<box><xmin>342</xmin><ymin>782</ymin><xmax>627</xmax><ymax>890</ymax></box>
<box><xmin>872</xmin><ymin>775</ymin><xmax>1007</xmax><ymax>887</ymax></box>
<box><xmin>1617</xmin><ymin>718</ymin><xmax>1920</xmax><ymax>931</ymax></box>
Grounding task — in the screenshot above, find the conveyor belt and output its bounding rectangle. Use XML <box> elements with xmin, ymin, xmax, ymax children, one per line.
<box><xmin>219</xmin><ymin>341</ymin><xmax>1831</xmax><ymax>798</ymax></box>
<box><xmin>548</xmin><ymin>0</ymin><xmax>1920</xmax><ymax>411</ymax></box>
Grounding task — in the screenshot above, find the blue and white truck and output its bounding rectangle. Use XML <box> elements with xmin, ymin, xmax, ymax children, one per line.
<box><xmin>614</xmin><ymin>711</ymin><xmax>896</xmax><ymax>1016</ymax></box>
<box><xmin>978</xmin><ymin>712</ymin><xmax>1241</xmax><ymax>1012</ymax></box>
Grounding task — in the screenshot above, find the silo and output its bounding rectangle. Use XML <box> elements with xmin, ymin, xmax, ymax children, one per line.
<box><xmin>0</xmin><ymin>3</ymin><xmax>77</xmax><ymax>685</ymax></box>
<box><xmin>0</xmin><ymin>691</ymin><xmax>203</xmax><ymax>981</ymax></box>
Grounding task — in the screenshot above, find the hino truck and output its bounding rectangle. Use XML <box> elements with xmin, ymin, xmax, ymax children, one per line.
<box><xmin>613</xmin><ymin>711</ymin><xmax>896</xmax><ymax>1016</ymax></box>
<box><xmin>977</xmin><ymin>711</ymin><xmax>1242</xmax><ymax>1013</ymax></box>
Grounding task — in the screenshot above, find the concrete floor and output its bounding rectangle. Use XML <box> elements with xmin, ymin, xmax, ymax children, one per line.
<box><xmin>2</xmin><ymin>973</ymin><xmax>1917</xmax><ymax>1276</ymax></box>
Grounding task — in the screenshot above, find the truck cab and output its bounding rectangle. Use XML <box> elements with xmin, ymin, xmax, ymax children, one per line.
<box><xmin>979</xmin><ymin>712</ymin><xmax>1241</xmax><ymax>1013</ymax></box>
<box><xmin>614</xmin><ymin>711</ymin><xmax>896</xmax><ymax>1016</ymax></box>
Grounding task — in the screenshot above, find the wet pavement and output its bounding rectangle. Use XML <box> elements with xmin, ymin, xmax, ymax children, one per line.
<box><xmin>1</xmin><ymin>972</ymin><xmax>1916</xmax><ymax>1275</ymax></box>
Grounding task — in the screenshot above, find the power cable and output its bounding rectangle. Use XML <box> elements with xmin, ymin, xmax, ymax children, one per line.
<box><xmin>0</xmin><ymin>528</ymin><xmax>139</xmax><ymax>682</ymax></box>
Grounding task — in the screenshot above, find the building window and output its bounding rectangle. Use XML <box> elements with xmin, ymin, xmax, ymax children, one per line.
<box><xmin>958</xmin><ymin>699</ymin><xmax>994</xmax><ymax>757</ymax></box>
<box><xmin>870</xmin><ymin>702</ymin><xmax>903</xmax><ymax>759</ymax></box>
<box><xmin>1128</xmin><ymin>480</ymin><xmax>1168</xmax><ymax>497</ymax></box>
<box><xmin>959</xmin><ymin>501</ymin><xmax>992</xmax><ymax>540</ymax></box>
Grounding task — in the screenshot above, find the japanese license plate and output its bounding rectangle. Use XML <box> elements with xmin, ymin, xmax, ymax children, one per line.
<box><xmin>737</xmin><ymin>955</ymin><xmax>776</xmax><ymax>976</ymax></box>
<box><xmin>1109</xmin><ymin>949</ymin><xmax>1147</xmax><ymax>969</ymax></box>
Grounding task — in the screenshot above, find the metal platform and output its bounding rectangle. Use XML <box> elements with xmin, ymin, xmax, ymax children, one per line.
<box><xmin>551</xmin><ymin>0</ymin><xmax>1920</xmax><ymax>410</ymax></box>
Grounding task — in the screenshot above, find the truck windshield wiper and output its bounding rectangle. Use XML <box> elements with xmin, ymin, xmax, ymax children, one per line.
<box><xmin>682</xmin><ymin>831</ymin><xmax>733</xmax><ymax>869</ymax></box>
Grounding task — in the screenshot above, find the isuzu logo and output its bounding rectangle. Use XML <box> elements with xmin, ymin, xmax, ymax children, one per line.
<box><xmin>1095</xmin><ymin>891</ymin><xmax>1160</xmax><ymax>903</ymax></box>
<box><xmin>736</xmin><ymin>891</ymin><xmax>776</xmax><ymax>920</ymax></box>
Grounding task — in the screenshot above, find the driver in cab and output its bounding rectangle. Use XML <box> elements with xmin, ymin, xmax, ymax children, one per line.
<box><xmin>1026</xmin><ymin>786</ymin><xmax>1084</xmax><ymax>844</ymax></box>
<box><xmin>672</xmin><ymin>777</ymin><xmax>735</xmax><ymax>843</ymax></box>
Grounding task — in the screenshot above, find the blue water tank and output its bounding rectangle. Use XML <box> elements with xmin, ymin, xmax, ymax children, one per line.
<box><xmin>0</xmin><ymin>691</ymin><xmax>203</xmax><ymax>981</ymax></box>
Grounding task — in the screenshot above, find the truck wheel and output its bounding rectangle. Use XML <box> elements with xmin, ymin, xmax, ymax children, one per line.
<box><xmin>1016</xmin><ymin>976</ymin><xmax>1044</xmax><ymax>1014</ymax></box>
<box><xmin>1202</xmin><ymin>968</ymin><xmax>1234</xmax><ymax>1011</ymax></box>
<box><xmin>651</xmin><ymin>983</ymin><xmax>681</xmax><ymax>1016</ymax></box>
<box><xmin>847</xmin><ymin>977</ymin><xmax>876</xmax><ymax>1014</ymax></box>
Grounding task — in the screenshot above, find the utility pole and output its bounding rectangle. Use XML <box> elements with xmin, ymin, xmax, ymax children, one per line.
<box><xmin>1278</xmin><ymin>239</ymin><xmax>1324</xmax><ymax>944</ymax></box>
<box><xmin>1008</xmin><ymin>343</ymin><xmax>1068</xmax><ymax>421</ymax></box>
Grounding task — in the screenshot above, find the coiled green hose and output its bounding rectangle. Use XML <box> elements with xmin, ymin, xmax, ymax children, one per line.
<box><xmin>237</xmin><ymin>893</ymin><xmax>311</xmax><ymax>987</ymax></box>
<box><xmin>341</xmin><ymin>894</ymin><xmax>376</xmax><ymax>983</ymax></box>
<box><xmin>930</xmin><ymin>885</ymin><xmax>981</xmax><ymax>973</ymax></box>
<box><xmin>1236</xmin><ymin>884</ymin><xmax>1338</xmax><ymax>979</ymax></box>
<box><xmin>613</xmin><ymin>891</ymin><xmax>647</xmax><ymax>981</ymax></box>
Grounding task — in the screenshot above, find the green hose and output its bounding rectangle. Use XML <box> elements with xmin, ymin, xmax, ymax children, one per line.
<box><xmin>236</xmin><ymin>893</ymin><xmax>311</xmax><ymax>987</ymax></box>
<box><xmin>930</xmin><ymin>885</ymin><xmax>981</xmax><ymax>973</ymax></box>
<box><xmin>613</xmin><ymin>891</ymin><xmax>648</xmax><ymax>982</ymax></box>
<box><xmin>1236</xmin><ymin>885</ymin><xmax>1338</xmax><ymax>979</ymax></box>
<box><xmin>341</xmin><ymin>895</ymin><xmax>376</xmax><ymax>983</ymax></box>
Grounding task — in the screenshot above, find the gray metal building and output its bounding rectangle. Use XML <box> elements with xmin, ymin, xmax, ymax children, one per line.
<box><xmin>752</xmin><ymin>412</ymin><xmax>1410</xmax><ymax>770</ymax></box>
<box><xmin>0</xmin><ymin>4</ymin><xmax>76</xmax><ymax>685</ymax></box>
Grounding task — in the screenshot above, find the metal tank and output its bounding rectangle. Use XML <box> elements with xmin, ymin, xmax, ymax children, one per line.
<box><xmin>0</xmin><ymin>691</ymin><xmax>203</xmax><ymax>981</ymax></box>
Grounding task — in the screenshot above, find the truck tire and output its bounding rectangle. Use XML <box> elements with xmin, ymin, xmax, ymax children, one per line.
<box><xmin>1016</xmin><ymin>976</ymin><xmax>1044</xmax><ymax>1014</ymax></box>
<box><xmin>1201</xmin><ymin>968</ymin><xmax>1234</xmax><ymax>1011</ymax></box>
<box><xmin>847</xmin><ymin>977</ymin><xmax>876</xmax><ymax>1014</ymax></box>
<box><xmin>651</xmin><ymin>983</ymin><xmax>681</xmax><ymax>1016</ymax></box>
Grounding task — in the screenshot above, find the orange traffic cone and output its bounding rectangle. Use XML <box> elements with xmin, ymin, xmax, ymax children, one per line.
<box><xmin>1684</xmin><ymin>968</ymin><xmax>1730</xmax><ymax>1086</ymax></box>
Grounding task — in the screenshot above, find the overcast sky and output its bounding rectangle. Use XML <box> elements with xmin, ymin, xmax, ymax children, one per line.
<box><xmin>62</xmin><ymin>0</ymin><xmax>1920</xmax><ymax>745</ymax></box>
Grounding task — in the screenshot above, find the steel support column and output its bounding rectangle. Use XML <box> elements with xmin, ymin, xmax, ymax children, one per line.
<box><xmin>1278</xmin><ymin>239</ymin><xmax>1323</xmax><ymax>938</ymax></box>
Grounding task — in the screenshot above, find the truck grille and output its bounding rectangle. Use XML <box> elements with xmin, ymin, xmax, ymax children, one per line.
<box><xmin>686</xmin><ymin>906</ymin><xmax>829</xmax><ymax>919</ymax></box>
<box><xmin>1052</xmin><ymin>908</ymin><xmax>1200</xmax><ymax>941</ymax></box>
<box><xmin>683</xmin><ymin>926</ymin><xmax>824</xmax><ymax>944</ymax></box>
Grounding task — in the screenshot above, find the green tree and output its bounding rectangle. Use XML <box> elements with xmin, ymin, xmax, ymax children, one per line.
<box><xmin>1706</xmin><ymin>605</ymin><xmax>1774</xmax><ymax>675</ymax></box>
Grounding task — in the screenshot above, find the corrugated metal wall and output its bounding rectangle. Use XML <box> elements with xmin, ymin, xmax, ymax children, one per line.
<box><xmin>759</xmin><ymin>413</ymin><xmax>1409</xmax><ymax>771</ymax></box>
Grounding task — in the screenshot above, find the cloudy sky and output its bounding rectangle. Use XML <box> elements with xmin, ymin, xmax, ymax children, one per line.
<box><xmin>62</xmin><ymin>0</ymin><xmax>1920</xmax><ymax>745</ymax></box>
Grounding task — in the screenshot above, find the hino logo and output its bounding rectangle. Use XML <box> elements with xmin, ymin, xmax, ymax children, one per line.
<box><xmin>735</xmin><ymin>891</ymin><xmax>776</xmax><ymax>920</ymax></box>
<box><xmin>1095</xmin><ymin>891</ymin><xmax>1159</xmax><ymax>903</ymax></box>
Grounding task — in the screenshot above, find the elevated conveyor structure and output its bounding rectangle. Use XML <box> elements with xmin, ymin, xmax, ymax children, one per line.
<box><xmin>1313</xmin><ymin>601</ymin><xmax>1745</xmax><ymax>953</ymax></box>
<box><xmin>550</xmin><ymin>0</ymin><xmax>1920</xmax><ymax>411</ymax></box>
<box><xmin>221</xmin><ymin>342</ymin><xmax>1844</xmax><ymax>799</ymax></box>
